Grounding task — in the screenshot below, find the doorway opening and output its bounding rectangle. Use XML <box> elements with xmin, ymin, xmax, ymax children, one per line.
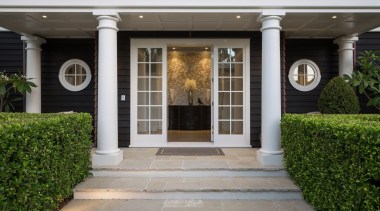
<box><xmin>167</xmin><ymin>46</ymin><xmax>212</xmax><ymax>142</ymax></box>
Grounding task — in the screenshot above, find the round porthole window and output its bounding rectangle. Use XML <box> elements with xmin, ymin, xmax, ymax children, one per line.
<box><xmin>288</xmin><ymin>59</ymin><xmax>321</xmax><ymax>92</ymax></box>
<box><xmin>59</xmin><ymin>59</ymin><xmax>92</xmax><ymax>91</ymax></box>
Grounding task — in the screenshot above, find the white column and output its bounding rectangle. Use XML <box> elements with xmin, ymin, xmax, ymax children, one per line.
<box><xmin>21</xmin><ymin>36</ymin><xmax>45</xmax><ymax>113</ymax></box>
<box><xmin>257</xmin><ymin>11</ymin><xmax>285</xmax><ymax>166</ymax></box>
<box><xmin>92</xmin><ymin>12</ymin><xmax>123</xmax><ymax>166</ymax></box>
<box><xmin>334</xmin><ymin>36</ymin><xmax>358</xmax><ymax>77</ymax></box>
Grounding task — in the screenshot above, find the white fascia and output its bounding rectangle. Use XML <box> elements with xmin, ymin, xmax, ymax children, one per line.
<box><xmin>0</xmin><ymin>0</ymin><xmax>380</xmax><ymax>8</ymax></box>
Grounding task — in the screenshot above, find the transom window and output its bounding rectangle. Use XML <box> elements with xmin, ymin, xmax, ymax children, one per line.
<box><xmin>59</xmin><ymin>59</ymin><xmax>91</xmax><ymax>91</ymax></box>
<box><xmin>288</xmin><ymin>59</ymin><xmax>321</xmax><ymax>92</ymax></box>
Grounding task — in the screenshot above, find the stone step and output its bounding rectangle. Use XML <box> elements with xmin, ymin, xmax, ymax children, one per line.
<box><xmin>62</xmin><ymin>199</ymin><xmax>314</xmax><ymax>211</ymax></box>
<box><xmin>91</xmin><ymin>169</ymin><xmax>287</xmax><ymax>178</ymax></box>
<box><xmin>73</xmin><ymin>177</ymin><xmax>302</xmax><ymax>200</ymax></box>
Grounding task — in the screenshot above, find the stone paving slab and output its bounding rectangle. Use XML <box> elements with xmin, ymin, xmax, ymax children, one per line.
<box><xmin>62</xmin><ymin>199</ymin><xmax>314</xmax><ymax>211</ymax></box>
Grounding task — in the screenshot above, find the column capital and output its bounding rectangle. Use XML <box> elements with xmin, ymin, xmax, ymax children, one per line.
<box><xmin>21</xmin><ymin>36</ymin><xmax>46</xmax><ymax>44</ymax></box>
<box><xmin>94</xmin><ymin>12</ymin><xmax>120</xmax><ymax>32</ymax></box>
<box><xmin>334</xmin><ymin>36</ymin><xmax>359</xmax><ymax>45</ymax></box>
<box><xmin>21</xmin><ymin>36</ymin><xmax>46</xmax><ymax>51</ymax></box>
<box><xmin>93</xmin><ymin>9</ymin><xmax>121</xmax><ymax>21</ymax></box>
<box><xmin>259</xmin><ymin>16</ymin><xmax>283</xmax><ymax>32</ymax></box>
<box><xmin>258</xmin><ymin>10</ymin><xmax>286</xmax><ymax>22</ymax></box>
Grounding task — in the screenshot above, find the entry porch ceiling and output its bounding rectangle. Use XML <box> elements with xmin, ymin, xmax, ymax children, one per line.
<box><xmin>0</xmin><ymin>12</ymin><xmax>380</xmax><ymax>39</ymax></box>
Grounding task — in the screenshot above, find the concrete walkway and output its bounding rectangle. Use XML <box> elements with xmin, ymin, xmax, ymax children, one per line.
<box><xmin>62</xmin><ymin>148</ymin><xmax>314</xmax><ymax>211</ymax></box>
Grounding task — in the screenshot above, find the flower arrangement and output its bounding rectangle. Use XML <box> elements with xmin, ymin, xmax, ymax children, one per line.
<box><xmin>184</xmin><ymin>79</ymin><xmax>197</xmax><ymax>92</ymax></box>
<box><xmin>0</xmin><ymin>71</ymin><xmax>36</xmax><ymax>112</ymax></box>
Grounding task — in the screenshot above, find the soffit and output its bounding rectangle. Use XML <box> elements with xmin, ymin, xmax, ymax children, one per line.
<box><xmin>0</xmin><ymin>11</ymin><xmax>380</xmax><ymax>38</ymax></box>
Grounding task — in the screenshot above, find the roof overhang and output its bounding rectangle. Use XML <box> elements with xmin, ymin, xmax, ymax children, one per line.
<box><xmin>0</xmin><ymin>0</ymin><xmax>380</xmax><ymax>39</ymax></box>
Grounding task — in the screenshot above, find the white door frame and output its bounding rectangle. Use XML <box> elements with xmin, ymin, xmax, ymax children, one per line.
<box><xmin>130</xmin><ymin>39</ymin><xmax>250</xmax><ymax>147</ymax></box>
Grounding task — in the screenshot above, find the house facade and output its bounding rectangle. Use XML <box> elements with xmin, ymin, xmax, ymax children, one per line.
<box><xmin>0</xmin><ymin>0</ymin><xmax>380</xmax><ymax>167</ymax></box>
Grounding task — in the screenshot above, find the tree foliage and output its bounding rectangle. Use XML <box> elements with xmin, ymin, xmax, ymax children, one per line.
<box><xmin>344</xmin><ymin>50</ymin><xmax>380</xmax><ymax>112</ymax></box>
<box><xmin>0</xmin><ymin>71</ymin><xmax>37</xmax><ymax>112</ymax></box>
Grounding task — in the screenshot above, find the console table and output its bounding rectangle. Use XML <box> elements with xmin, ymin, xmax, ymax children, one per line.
<box><xmin>168</xmin><ymin>105</ymin><xmax>211</xmax><ymax>130</ymax></box>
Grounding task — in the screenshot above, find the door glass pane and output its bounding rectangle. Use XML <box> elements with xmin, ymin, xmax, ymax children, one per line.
<box><xmin>150</xmin><ymin>107</ymin><xmax>162</xmax><ymax>119</ymax></box>
<box><xmin>219</xmin><ymin>92</ymin><xmax>230</xmax><ymax>105</ymax></box>
<box><xmin>231</xmin><ymin>48</ymin><xmax>243</xmax><ymax>62</ymax></box>
<box><xmin>218</xmin><ymin>107</ymin><xmax>230</xmax><ymax>119</ymax></box>
<box><xmin>150</xmin><ymin>121</ymin><xmax>162</xmax><ymax>134</ymax></box>
<box><xmin>231</xmin><ymin>64</ymin><xmax>243</xmax><ymax>77</ymax></box>
<box><xmin>218</xmin><ymin>63</ymin><xmax>230</xmax><ymax>77</ymax></box>
<box><xmin>231</xmin><ymin>78</ymin><xmax>243</xmax><ymax>91</ymax></box>
<box><xmin>138</xmin><ymin>63</ymin><xmax>149</xmax><ymax>76</ymax></box>
<box><xmin>231</xmin><ymin>92</ymin><xmax>243</xmax><ymax>105</ymax></box>
<box><xmin>151</xmin><ymin>48</ymin><xmax>162</xmax><ymax>62</ymax></box>
<box><xmin>138</xmin><ymin>107</ymin><xmax>149</xmax><ymax>119</ymax></box>
<box><xmin>231</xmin><ymin>107</ymin><xmax>243</xmax><ymax>120</ymax></box>
<box><xmin>219</xmin><ymin>121</ymin><xmax>230</xmax><ymax>134</ymax></box>
<box><xmin>218</xmin><ymin>78</ymin><xmax>230</xmax><ymax>91</ymax></box>
<box><xmin>138</xmin><ymin>48</ymin><xmax>150</xmax><ymax>62</ymax></box>
<box><xmin>150</xmin><ymin>92</ymin><xmax>162</xmax><ymax>105</ymax></box>
<box><xmin>138</xmin><ymin>92</ymin><xmax>149</xmax><ymax>105</ymax></box>
<box><xmin>138</xmin><ymin>121</ymin><xmax>149</xmax><ymax>134</ymax></box>
<box><xmin>151</xmin><ymin>64</ymin><xmax>162</xmax><ymax>76</ymax></box>
<box><xmin>218</xmin><ymin>48</ymin><xmax>230</xmax><ymax>62</ymax></box>
<box><xmin>150</xmin><ymin>78</ymin><xmax>162</xmax><ymax>91</ymax></box>
<box><xmin>231</xmin><ymin>121</ymin><xmax>243</xmax><ymax>134</ymax></box>
<box><xmin>138</xmin><ymin>78</ymin><xmax>149</xmax><ymax>91</ymax></box>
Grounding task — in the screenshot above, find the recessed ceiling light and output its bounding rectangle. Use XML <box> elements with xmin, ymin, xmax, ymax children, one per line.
<box><xmin>139</xmin><ymin>15</ymin><xmax>144</xmax><ymax>19</ymax></box>
<box><xmin>332</xmin><ymin>16</ymin><xmax>337</xmax><ymax>19</ymax></box>
<box><xmin>42</xmin><ymin>15</ymin><xmax>47</xmax><ymax>19</ymax></box>
<box><xmin>172</xmin><ymin>47</ymin><xmax>176</xmax><ymax>50</ymax></box>
<box><xmin>205</xmin><ymin>47</ymin><xmax>208</xmax><ymax>50</ymax></box>
<box><xmin>236</xmin><ymin>15</ymin><xmax>241</xmax><ymax>19</ymax></box>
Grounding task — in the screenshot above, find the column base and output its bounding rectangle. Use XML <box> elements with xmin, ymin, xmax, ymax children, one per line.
<box><xmin>92</xmin><ymin>150</ymin><xmax>123</xmax><ymax>167</ymax></box>
<box><xmin>257</xmin><ymin>149</ymin><xmax>284</xmax><ymax>167</ymax></box>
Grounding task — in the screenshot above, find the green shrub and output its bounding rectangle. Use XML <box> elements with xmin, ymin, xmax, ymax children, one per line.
<box><xmin>281</xmin><ymin>114</ymin><xmax>380</xmax><ymax>210</ymax></box>
<box><xmin>0</xmin><ymin>113</ymin><xmax>92</xmax><ymax>210</ymax></box>
<box><xmin>318</xmin><ymin>76</ymin><xmax>360</xmax><ymax>114</ymax></box>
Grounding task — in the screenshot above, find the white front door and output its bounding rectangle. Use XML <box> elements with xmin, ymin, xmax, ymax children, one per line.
<box><xmin>130</xmin><ymin>40</ymin><xmax>167</xmax><ymax>147</ymax></box>
<box><xmin>212</xmin><ymin>40</ymin><xmax>251</xmax><ymax>147</ymax></box>
<box><xmin>130</xmin><ymin>39</ymin><xmax>250</xmax><ymax>147</ymax></box>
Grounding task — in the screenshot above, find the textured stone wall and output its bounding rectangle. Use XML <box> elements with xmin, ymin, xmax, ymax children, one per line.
<box><xmin>168</xmin><ymin>49</ymin><xmax>211</xmax><ymax>105</ymax></box>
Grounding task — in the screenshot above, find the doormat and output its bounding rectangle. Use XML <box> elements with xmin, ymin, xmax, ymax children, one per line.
<box><xmin>156</xmin><ymin>147</ymin><xmax>225</xmax><ymax>156</ymax></box>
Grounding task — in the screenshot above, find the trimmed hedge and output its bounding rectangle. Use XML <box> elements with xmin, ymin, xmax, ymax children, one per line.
<box><xmin>0</xmin><ymin>113</ymin><xmax>92</xmax><ymax>210</ymax></box>
<box><xmin>281</xmin><ymin>114</ymin><xmax>380</xmax><ymax>210</ymax></box>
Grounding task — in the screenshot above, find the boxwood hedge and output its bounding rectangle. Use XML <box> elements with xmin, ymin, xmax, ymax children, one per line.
<box><xmin>281</xmin><ymin>114</ymin><xmax>380</xmax><ymax>210</ymax></box>
<box><xmin>0</xmin><ymin>113</ymin><xmax>92</xmax><ymax>210</ymax></box>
